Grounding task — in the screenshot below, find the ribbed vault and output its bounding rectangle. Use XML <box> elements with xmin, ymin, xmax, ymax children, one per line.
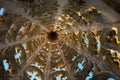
<box><xmin>0</xmin><ymin>0</ymin><xmax>120</xmax><ymax>80</ymax></box>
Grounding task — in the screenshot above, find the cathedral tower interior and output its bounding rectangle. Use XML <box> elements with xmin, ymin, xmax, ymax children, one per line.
<box><xmin>0</xmin><ymin>0</ymin><xmax>120</xmax><ymax>80</ymax></box>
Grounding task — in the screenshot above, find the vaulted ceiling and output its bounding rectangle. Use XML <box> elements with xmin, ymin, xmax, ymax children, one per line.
<box><xmin>0</xmin><ymin>0</ymin><xmax>120</xmax><ymax>80</ymax></box>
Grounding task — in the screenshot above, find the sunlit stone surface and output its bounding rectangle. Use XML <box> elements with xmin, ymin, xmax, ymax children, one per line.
<box><xmin>0</xmin><ymin>0</ymin><xmax>120</xmax><ymax>80</ymax></box>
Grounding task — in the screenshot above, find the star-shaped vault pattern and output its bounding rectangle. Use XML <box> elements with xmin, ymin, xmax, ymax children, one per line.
<box><xmin>0</xmin><ymin>0</ymin><xmax>120</xmax><ymax>80</ymax></box>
